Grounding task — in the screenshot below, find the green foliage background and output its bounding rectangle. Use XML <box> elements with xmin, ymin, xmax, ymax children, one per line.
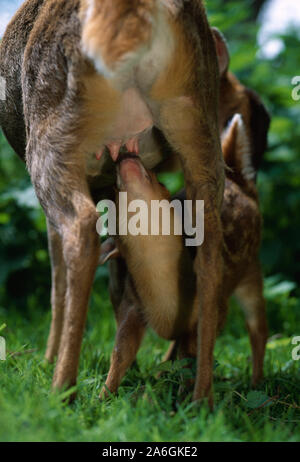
<box><xmin>0</xmin><ymin>0</ymin><xmax>299</xmax><ymax>442</ymax></box>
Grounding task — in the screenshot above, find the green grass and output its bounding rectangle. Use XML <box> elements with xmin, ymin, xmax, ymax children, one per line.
<box><xmin>0</xmin><ymin>279</ymin><xmax>299</xmax><ymax>442</ymax></box>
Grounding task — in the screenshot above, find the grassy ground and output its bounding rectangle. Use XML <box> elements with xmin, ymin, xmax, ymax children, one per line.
<box><xmin>0</xmin><ymin>278</ymin><xmax>299</xmax><ymax>442</ymax></box>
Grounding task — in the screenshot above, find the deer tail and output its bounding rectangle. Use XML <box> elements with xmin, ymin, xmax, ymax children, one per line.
<box><xmin>81</xmin><ymin>0</ymin><xmax>159</xmax><ymax>77</ymax></box>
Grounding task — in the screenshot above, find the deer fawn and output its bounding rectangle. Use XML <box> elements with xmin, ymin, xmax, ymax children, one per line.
<box><xmin>100</xmin><ymin>109</ymin><xmax>269</xmax><ymax>399</ymax></box>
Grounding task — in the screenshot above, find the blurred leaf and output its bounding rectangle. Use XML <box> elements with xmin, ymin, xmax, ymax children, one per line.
<box><xmin>265</xmin><ymin>280</ymin><xmax>296</xmax><ymax>299</ymax></box>
<box><xmin>245</xmin><ymin>391</ymin><xmax>271</xmax><ymax>409</ymax></box>
<box><xmin>267</xmin><ymin>337</ymin><xmax>292</xmax><ymax>350</ymax></box>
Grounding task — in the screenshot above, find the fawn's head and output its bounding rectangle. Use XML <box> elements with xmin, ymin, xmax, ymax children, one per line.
<box><xmin>116</xmin><ymin>153</ymin><xmax>170</xmax><ymax>203</ymax></box>
<box><xmin>212</xmin><ymin>27</ymin><xmax>270</xmax><ymax>172</ymax></box>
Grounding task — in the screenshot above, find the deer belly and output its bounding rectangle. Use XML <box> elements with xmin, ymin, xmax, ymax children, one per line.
<box><xmin>97</xmin><ymin>88</ymin><xmax>154</xmax><ymax>160</ymax></box>
<box><xmin>86</xmin><ymin>87</ymin><xmax>160</xmax><ymax>179</ymax></box>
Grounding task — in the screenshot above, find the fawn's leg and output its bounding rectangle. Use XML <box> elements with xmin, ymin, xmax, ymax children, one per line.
<box><xmin>101</xmin><ymin>282</ymin><xmax>146</xmax><ymax>398</ymax></box>
<box><xmin>45</xmin><ymin>220</ymin><xmax>67</xmax><ymax>363</ymax></box>
<box><xmin>235</xmin><ymin>262</ymin><xmax>268</xmax><ymax>386</ymax></box>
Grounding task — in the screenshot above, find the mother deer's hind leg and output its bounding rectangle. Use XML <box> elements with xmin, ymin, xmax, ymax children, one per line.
<box><xmin>28</xmin><ymin>142</ymin><xmax>101</xmax><ymax>393</ymax></box>
<box><xmin>152</xmin><ymin>97</ymin><xmax>224</xmax><ymax>406</ymax></box>
<box><xmin>150</xmin><ymin>16</ymin><xmax>225</xmax><ymax>406</ymax></box>
<box><xmin>52</xmin><ymin>198</ymin><xmax>100</xmax><ymax>391</ymax></box>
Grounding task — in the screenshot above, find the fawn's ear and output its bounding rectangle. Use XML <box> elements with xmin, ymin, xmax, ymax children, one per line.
<box><xmin>99</xmin><ymin>238</ymin><xmax>120</xmax><ymax>265</ymax></box>
<box><xmin>211</xmin><ymin>27</ymin><xmax>230</xmax><ymax>76</ymax></box>
<box><xmin>245</xmin><ymin>88</ymin><xmax>271</xmax><ymax>172</ymax></box>
<box><xmin>222</xmin><ymin>114</ymin><xmax>256</xmax><ymax>182</ymax></box>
